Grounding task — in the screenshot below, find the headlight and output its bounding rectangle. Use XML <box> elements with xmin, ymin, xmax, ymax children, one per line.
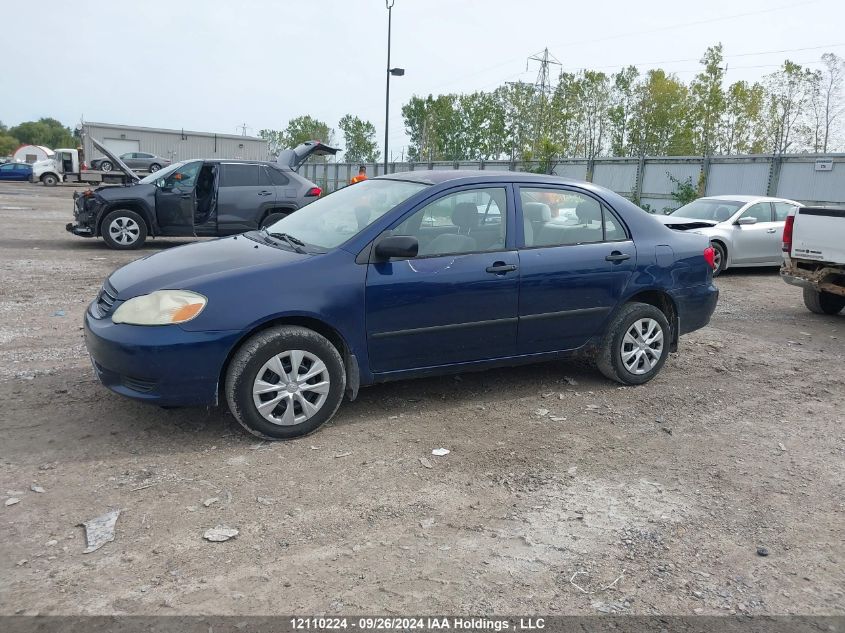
<box><xmin>112</xmin><ymin>290</ymin><xmax>207</xmax><ymax>325</ymax></box>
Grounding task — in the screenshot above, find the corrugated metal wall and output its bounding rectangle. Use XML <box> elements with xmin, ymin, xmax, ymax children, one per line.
<box><xmin>315</xmin><ymin>154</ymin><xmax>845</xmax><ymax>209</ymax></box>
<box><xmin>81</xmin><ymin>123</ymin><xmax>268</xmax><ymax>164</ymax></box>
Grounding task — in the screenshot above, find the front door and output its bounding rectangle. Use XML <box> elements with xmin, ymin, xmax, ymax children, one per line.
<box><xmin>366</xmin><ymin>185</ymin><xmax>519</xmax><ymax>373</ymax></box>
<box><xmin>516</xmin><ymin>186</ymin><xmax>636</xmax><ymax>354</ymax></box>
<box><xmin>731</xmin><ymin>202</ymin><xmax>779</xmax><ymax>264</ymax></box>
<box><xmin>154</xmin><ymin>161</ymin><xmax>201</xmax><ymax>236</ymax></box>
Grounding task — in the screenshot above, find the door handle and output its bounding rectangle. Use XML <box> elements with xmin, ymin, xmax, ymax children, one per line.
<box><xmin>486</xmin><ymin>262</ymin><xmax>518</xmax><ymax>274</ymax></box>
<box><xmin>179</xmin><ymin>194</ymin><xmax>192</xmax><ymax>199</ymax></box>
<box><xmin>258</xmin><ymin>191</ymin><xmax>273</xmax><ymax>196</ymax></box>
<box><xmin>766</xmin><ymin>228</ymin><xmax>777</xmax><ymax>233</ymax></box>
<box><xmin>605</xmin><ymin>251</ymin><xmax>631</xmax><ymax>262</ymax></box>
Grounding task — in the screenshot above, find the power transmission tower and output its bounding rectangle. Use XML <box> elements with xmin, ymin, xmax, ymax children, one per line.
<box><xmin>236</xmin><ymin>123</ymin><xmax>252</xmax><ymax>136</ymax></box>
<box><xmin>526</xmin><ymin>48</ymin><xmax>561</xmax><ymax>153</ymax></box>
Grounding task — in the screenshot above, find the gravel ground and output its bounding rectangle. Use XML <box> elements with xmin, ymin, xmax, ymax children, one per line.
<box><xmin>0</xmin><ymin>182</ymin><xmax>843</xmax><ymax>616</ymax></box>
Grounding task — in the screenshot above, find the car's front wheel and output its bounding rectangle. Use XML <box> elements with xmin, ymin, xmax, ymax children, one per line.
<box><xmin>803</xmin><ymin>287</ymin><xmax>845</xmax><ymax>315</ymax></box>
<box><xmin>710</xmin><ymin>241</ymin><xmax>727</xmax><ymax>276</ymax></box>
<box><xmin>149</xmin><ymin>163</ymin><xmax>161</xmax><ymax>172</ymax></box>
<box><xmin>99</xmin><ymin>161</ymin><xmax>113</xmax><ymax>172</ymax></box>
<box><xmin>41</xmin><ymin>173</ymin><xmax>58</xmax><ymax>186</ymax></box>
<box><xmin>596</xmin><ymin>302</ymin><xmax>671</xmax><ymax>385</ymax></box>
<box><xmin>101</xmin><ymin>209</ymin><xmax>147</xmax><ymax>249</ymax></box>
<box><xmin>225</xmin><ymin>326</ymin><xmax>346</xmax><ymax>440</ymax></box>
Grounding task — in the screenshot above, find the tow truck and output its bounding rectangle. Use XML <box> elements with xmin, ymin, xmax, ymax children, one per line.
<box><xmin>30</xmin><ymin>138</ymin><xmax>140</xmax><ymax>186</ymax></box>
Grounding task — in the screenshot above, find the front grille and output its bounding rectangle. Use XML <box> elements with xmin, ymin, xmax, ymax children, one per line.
<box><xmin>122</xmin><ymin>376</ymin><xmax>156</xmax><ymax>394</ymax></box>
<box><xmin>95</xmin><ymin>281</ymin><xmax>118</xmax><ymax>317</ymax></box>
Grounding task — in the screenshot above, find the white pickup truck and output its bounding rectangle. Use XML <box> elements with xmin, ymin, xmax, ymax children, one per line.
<box><xmin>781</xmin><ymin>206</ymin><xmax>845</xmax><ymax>315</ymax></box>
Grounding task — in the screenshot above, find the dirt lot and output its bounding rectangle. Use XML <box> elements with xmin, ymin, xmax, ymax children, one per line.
<box><xmin>0</xmin><ymin>181</ymin><xmax>842</xmax><ymax>617</ymax></box>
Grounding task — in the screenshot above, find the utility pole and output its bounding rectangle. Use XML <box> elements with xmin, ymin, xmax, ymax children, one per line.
<box><xmin>236</xmin><ymin>123</ymin><xmax>251</xmax><ymax>136</ymax></box>
<box><xmin>526</xmin><ymin>48</ymin><xmax>561</xmax><ymax>153</ymax></box>
<box><xmin>383</xmin><ymin>0</ymin><xmax>405</xmax><ymax>172</ymax></box>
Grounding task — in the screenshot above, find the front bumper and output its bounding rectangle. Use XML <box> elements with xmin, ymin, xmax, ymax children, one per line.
<box><xmin>68</xmin><ymin>193</ymin><xmax>97</xmax><ymax>237</ymax></box>
<box><xmin>84</xmin><ymin>307</ymin><xmax>242</xmax><ymax>406</ymax></box>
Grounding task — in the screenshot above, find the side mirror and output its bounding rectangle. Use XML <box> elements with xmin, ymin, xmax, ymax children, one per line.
<box><xmin>374</xmin><ymin>235</ymin><xmax>418</xmax><ymax>260</ymax></box>
<box><xmin>737</xmin><ymin>216</ymin><xmax>758</xmax><ymax>226</ymax></box>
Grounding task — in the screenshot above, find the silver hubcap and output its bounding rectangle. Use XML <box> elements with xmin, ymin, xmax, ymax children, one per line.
<box><xmin>252</xmin><ymin>350</ymin><xmax>330</xmax><ymax>426</ymax></box>
<box><xmin>108</xmin><ymin>217</ymin><xmax>140</xmax><ymax>245</ymax></box>
<box><xmin>101</xmin><ymin>163</ymin><xmax>112</xmax><ymax>171</ymax></box>
<box><xmin>712</xmin><ymin>245</ymin><xmax>722</xmax><ymax>271</ymax></box>
<box><xmin>621</xmin><ymin>318</ymin><xmax>664</xmax><ymax>375</ymax></box>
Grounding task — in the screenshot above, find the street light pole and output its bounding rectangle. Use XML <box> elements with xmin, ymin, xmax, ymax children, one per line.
<box><xmin>384</xmin><ymin>0</ymin><xmax>394</xmax><ymax>172</ymax></box>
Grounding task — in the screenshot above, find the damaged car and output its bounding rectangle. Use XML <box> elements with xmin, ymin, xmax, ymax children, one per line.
<box><xmin>66</xmin><ymin>140</ymin><xmax>338</xmax><ymax>249</ymax></box>
<box><xmin>656</xmin><ymin>195</ymin><xmax>800</xmax><ymax>276</ymax></box>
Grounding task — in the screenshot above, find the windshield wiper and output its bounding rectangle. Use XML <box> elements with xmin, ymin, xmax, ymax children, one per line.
<box><xmin>262</xmin><ymin>229</ymin><xmax>307</xmax><ymax>254</ymax></box>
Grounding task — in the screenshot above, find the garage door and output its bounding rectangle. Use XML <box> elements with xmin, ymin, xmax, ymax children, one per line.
<box><xmin>102</xmin><ymin>138</ymin><xmax>140</xmax><ymax>157</ymax></box>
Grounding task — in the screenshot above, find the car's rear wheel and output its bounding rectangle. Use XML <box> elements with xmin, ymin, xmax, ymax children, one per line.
<box><xmin>225</xmin><ymin>326</ymin><xmax>346</xmax><ymax>440</ymax></box>
<box><xmin>711</xmin><ymin>241</ymin><xmax>726</xmax><ymax>276</ymax></box>
<box><xmin>803</xmin><ymin>287</ymin><xmax>845</xmax><ymax>315</ymax></box>
<box><xmin>149</xmin><ymin>163</ymin><xmax>161</xmax><ymax>172</ymax></box>
<box><xmin>41</xmin><ymin>173</ymin><xmax>58</xmax><ymax>186</ymax></box>
<box><xmin>596</xmin><ymin>302</ymin><xmax>671</xmax><ymax>385</ymax></box>
<box><xmin>99</xmin><ymin>161</ymin><xmax>113</xmax><ymax>172</ymax></box>
<box><xmin>260</xmin><ymin>212</ymin><xmax>289</xmax><ymax>229</ymax></box>
<box><xmin>101</xmin><ymin>209</ymin><xmax>147</xmax><ymax>250</ymax></box>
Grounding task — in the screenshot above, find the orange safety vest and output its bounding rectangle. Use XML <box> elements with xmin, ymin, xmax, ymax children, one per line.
<box><xmin>350</xmin><ymin>173</ymin><xmax>368</xmax><ymax>184</ymax></box>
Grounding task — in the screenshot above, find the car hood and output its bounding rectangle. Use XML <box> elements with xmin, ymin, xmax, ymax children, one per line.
<box><xmin>654</xmin><ymin>215</ymin><xmax>720</xmax><ymax>230</ymax></box>
<box><xmin>91</xmin><ymin>138</ymin><xmax>140</xmax><ymax>182</ymax></box>
<box><xmin>94</xmin><ymin>182</ymin><xmax>156</xmax><ymax>197</ymax></box>
<box><xmin>108</xmin><ymin>234</ymin><xmax>309</xmax><ymax>298</ymax></box>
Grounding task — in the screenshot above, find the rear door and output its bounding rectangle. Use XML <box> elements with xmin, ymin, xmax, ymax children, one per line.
<box><xmin>365</xmin><ymin>185</ymin><xmax>518</xmax><ymax>373</ymax></box>
<box><xmin>154</xmin><ymin>161</ymin><xmax>201</xmax><ymax>236</ymax></box>
<box><xmin>732</xmin><ymin>202</ymin><xmax>779</xmax><ymax>264</ymax></box>
<box><xmin>216</xmin><ymin>163</ymin><xmax>274</xmax><ymax>232</ymax></box>
<box><xmin>516</xmin><ymin>186</ymin><xmax>635</xmax><ymax>353</ymax></box>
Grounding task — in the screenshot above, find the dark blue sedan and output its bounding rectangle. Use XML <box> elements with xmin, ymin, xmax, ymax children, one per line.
<box><xmin>0</xmin><ymin>162</ymin><xmax>33</xmax><ymax>181</ymax></box>
<box><xmin>84</xmin><ymin>171</ymin><xmax>718</xmax><ymax>439</ymax></box>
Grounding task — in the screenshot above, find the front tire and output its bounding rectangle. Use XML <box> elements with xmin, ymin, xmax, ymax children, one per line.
<box><xmin>225</xmin><ymin>326</ymin><xmax>346</xmax><ymax>440</ymax></box>
<box><xmin>99</xmin><ymin>161</ymin><xmax>113</xmax><ymax>172</ymax></box>
<box><xmin>596</xmin><ymin>302</ymin><xmax>671</xmax><ymax>385</ymax></box>
<box><xmin>149</xmin><ymin>163</ymin><xmax>161</xmax><ymax>172</ymax></box>
<box><xmin>711</xmin><ymin>241</ymin><xmax>727</xmax><ymax>276</ymax></box>
<box><xmin>41</xmin><ymin>174</ymin><xmax>58</xmax><ymax>186</ymax></box>
<box><xmin>100</xmin><ymin>209</ymin><xmax>147</xmax><ymax>250</ymax></box>
<box><xmin>803</xmin><ymin>287</ymin><xmax>845</xmax><ymax>315</ymax></box>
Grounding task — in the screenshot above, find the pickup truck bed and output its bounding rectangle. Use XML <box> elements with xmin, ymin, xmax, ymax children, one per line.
<box><xmin>781</xmin><ymin>206</ymin><xmax>845</xmax><ymax>314</ymax></box>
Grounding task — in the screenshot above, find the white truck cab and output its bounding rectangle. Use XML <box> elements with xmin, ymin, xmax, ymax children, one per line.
<box><xmin>31</xmin><ymin>149</ymin><xmax>80</xmax><ymax>186</ymax></box>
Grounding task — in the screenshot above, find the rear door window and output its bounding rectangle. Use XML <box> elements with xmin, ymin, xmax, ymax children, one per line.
<box><xmin>519</xmin><ymin>188</ymin><xmax>627</xmax><ymax>247</ymax></box>
<box><xmin>260</xmin><ymin>166</ymin><xmax>290</xmax><ymax>186</ymax></box>
<box><xmin>220</xmin><ymin>164</ymin><xmax>259</xmax><ymax>187</ymax></box>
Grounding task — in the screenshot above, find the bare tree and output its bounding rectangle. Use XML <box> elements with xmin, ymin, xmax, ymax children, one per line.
<box><xmin>820</xmin><ymin>53</ymin><xmax>845</xmax><ymax>152</ymax></box>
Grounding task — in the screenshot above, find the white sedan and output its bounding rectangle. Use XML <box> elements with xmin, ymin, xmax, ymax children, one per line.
<box><xmin>656</xmin><ymin>195</ymin><xmax>801</xmax><ymax>276</ymax></box>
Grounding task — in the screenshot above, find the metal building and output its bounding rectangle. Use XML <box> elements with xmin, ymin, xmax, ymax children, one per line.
<box><xmin>80</xmin><ymin>122</ymin><xmax>268</xmax><ymax>164</ymax></box>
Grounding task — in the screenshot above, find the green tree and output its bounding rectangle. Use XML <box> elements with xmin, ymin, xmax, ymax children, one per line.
<box><xmin>495</xmin><ymin>82</ymin><xmax>537</xmax><ymax>160</ymax></box>
<box><xmin>455</xmin><ymin>91</ymin><xmax>506</xmax><ymax>160</ymax></box>
<box><xmin>283</xmin><ymin>115</ymin><xmax>335</xmax><ymax>151</ymax></box>
<box><xmin>402</xmin><ymin>94</ymin><xmax>460</xmax><ymax>161</ymax></box>
<box><xmin>720</xmin><ymin>81</ymin><xmax>766</xmax><ymax>154</ymax></box>
<box><xmin>258</xmin><ymin>129</ymin><xmax>285</xmax><ymax>157</ymax></box>
<box><xmin>8</xmin><ymin>118</ymin><xmax>75</xmax><ymax>149</ymax></box>
<box><xmin>0</xmin><ymin>122</ymin><xmax>19</xmax><ymax>156</ymax></box>
<box><xmin>338</xmin><ymin>115</ymin><xmax>380</xmax><ymax>163</ymax></box>
<box><xmin>628</xmin><ymin>70</ymin><xmax>694</xmax><ymax>156</ymax></box>
<box><xmin>764</xmin><ymin>60</ymin><xmax>812</xmax><ymax>154</ymax></box>
<box><xmin>690</xmin><ymin>44</ymin><xmax>726</xmax><ymax>155</ymax></box>
<box><xmin>608</xmin><ymin>66</ymin><xmax>640</xmax><ymax>156</ymax></box>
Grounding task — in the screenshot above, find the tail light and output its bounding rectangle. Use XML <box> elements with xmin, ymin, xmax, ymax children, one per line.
<box><xmin>703</xmin><ymin>246</ymin><xmax>716</xmax><ymax>270</ymax></box>
<box><xmin>782</xmin><ymin>214</ymin><xmax>794</xmax><ymax>253</ymax></box>
<box><xmin>305</xmin><ymin>187</ymin><xmax>322</xmax><ymax>197</ymax></box>
<box><xmin>81</xmin><ymin>162</ymin><xmax>88</xmax><ymax>171</ymax></box>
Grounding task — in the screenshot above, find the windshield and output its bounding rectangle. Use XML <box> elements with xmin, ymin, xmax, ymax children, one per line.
<box><xmin>671</xmin><ymin>198</ymin><xmax>745</xmax><ymax>222</ymax></box>
<box><xmin>263</xmin><ymin>179</ymin><xmax>429</xmax><ymax>250</ymax></box>
<box><xmin>138</xmin><ymin>161</ymin><xmax>186</xmax><ymax>184</ymax></box>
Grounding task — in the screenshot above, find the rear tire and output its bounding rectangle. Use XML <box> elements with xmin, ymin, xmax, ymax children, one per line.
<box><xmin>596</xmin><ymin>302</ymin><xmax>671</xmax><ymax>385</ymax></box>
<box><xmin>803</xmin><ymin>287</ymin><xmax>845</xmax><ymax>315</ymax></box>
<box><xmin>260</xmin><ymin>212</ymin><xmax>289</xmax><ymax>229</ymax></box>
<box><xmin>149</xmin><ymin>163</ymin><xmax>161</xmax><ymax>172</ymax></box>
<box><xmin>711</xmin><ymin>241</ymin><xmax>727</xmax><ymax>277</ymax></box>
<box><xmin>225</xmin><ymin>326</ymin><xmax>346</xmax><ymax>440</ymax></box>
<box><xmin>41</xmin><ymin>174</ymin><xmax>58</xmax><ymax>186</ymax></box>
<box><xmin>100</xmin><ymin>209</ymin><xmax>147</xmax><ymax>250</ymax></box>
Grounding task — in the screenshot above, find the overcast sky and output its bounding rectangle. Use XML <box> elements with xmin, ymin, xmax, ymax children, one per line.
<box><xmin>4</xmin><ymin>0</ymin><xmax>844</xmax><ymax>159</ymax></box>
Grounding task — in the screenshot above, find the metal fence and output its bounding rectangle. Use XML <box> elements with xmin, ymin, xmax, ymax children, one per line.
<box><xmin>301</xmin><ymin>154</ymin><xmax>845</xmax><ymax>209</ymax></box>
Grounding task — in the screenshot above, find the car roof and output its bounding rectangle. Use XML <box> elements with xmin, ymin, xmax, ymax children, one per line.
<box><xmin>378</xmin><ymin>169</ymin><xmax>584</xmax><ymax>186</ymax></box>
<box><xmin>701</xmin><ymin>194</ymin><xmax>796</xmax><ymax>203</ymax></box>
